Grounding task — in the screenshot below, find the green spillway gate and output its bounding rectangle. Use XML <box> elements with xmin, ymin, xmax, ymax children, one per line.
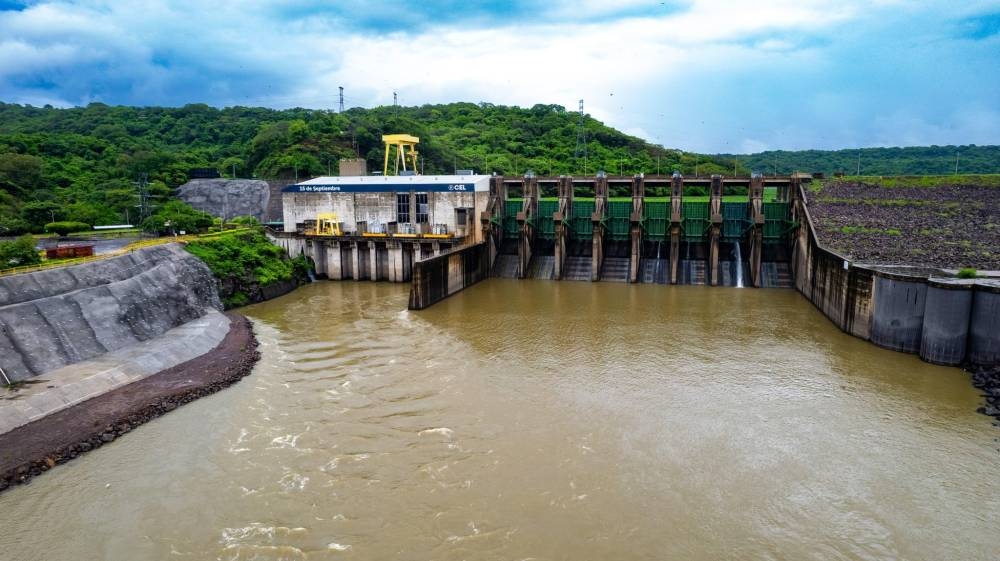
<box><xmin>763</xmin><ymin>202</ymin><xmax>790</xmax><ymax>242</ymax></box>
<box><xmin>682</xmin><ymin>202</ymin><xmax>709</xmax><ymax>240</ymax></box>
<box><xmin>643</xmin><ymin>201</ymin><xmax>669</xmax><ymax>240</ymax></box>
<box><xmin>536</xmin><ymin>199</ymin><xmax>558</xmax><ymax>240</ymax></box>
<box><xmin>502</xmin><ymin>199</ymin><xmax>521</xmax><ymax>239</ymax></box>
<box><xmin>569</xmin><ymin>200</ymin><xmax>595</xmax><ymax>240</ymax></box>
<box><xmin>607</xmin><ymin>201</ymin><xmax>631</xmax><ymax>241</ymax></box>
<box><xmin>721</xmin><ymin>202</ymin><xmax>748</xmax><ymax>240</ymax></box>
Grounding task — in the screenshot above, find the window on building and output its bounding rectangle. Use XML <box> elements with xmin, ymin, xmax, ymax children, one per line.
<box><xmin>415</xmin><ymin>193</ymin><xmax>429</xmax><ymax>223</ymax></box>
<box><xmin>396</xmin><ymin>193</ymin><xmax>410</xmax><ymax>223</ymax></box>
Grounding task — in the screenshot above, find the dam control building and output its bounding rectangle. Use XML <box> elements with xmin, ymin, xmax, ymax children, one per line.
<box><xmin>276</xmin><ymin>174</ymin><xmax>490</xmax><ymax>281</ymax></box>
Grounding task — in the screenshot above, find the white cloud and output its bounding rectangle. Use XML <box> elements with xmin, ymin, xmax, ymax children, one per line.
<box><xmin>0</xmin><ymin>0</ymin><xmax>997</xmax><ymax>151</ymax></box>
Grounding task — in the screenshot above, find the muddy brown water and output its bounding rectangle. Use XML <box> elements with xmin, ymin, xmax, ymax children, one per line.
<box><xmin>1</xmin><ymin>281</ymin><xmax>997</xmax><ymax>560</ymax></box>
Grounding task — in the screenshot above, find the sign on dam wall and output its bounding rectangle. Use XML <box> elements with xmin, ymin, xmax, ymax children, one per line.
<box><xmin>0</xmin><ymin>244</ymin><xmax>222</xmax><ymax>381</ymax></box>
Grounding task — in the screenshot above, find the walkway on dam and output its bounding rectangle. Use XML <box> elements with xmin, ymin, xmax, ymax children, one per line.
<box><xmin>0</xmin><ymin>310</ymin><xmax>230</xmax><ymax>436</ymax></box>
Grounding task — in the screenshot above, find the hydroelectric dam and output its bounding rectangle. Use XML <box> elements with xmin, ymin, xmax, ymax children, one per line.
<box><xmin>271</xmin><ymin>172</ymin><xmax>1000</xmax><ymax>369</ymax></box>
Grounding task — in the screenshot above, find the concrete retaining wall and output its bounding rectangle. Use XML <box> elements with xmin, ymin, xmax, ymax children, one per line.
<box><xmin>793</xmin><ymin>186</ymin><xmax>999</xmax><ymax>367</ymax></box>
<box><xmin>0</xmin><ymin>244</ymin><xmax>221</xmax><ymax>381</ymax></box>
<box><xmin>408</xmin><ymin>242</ymin><xmax>491</xmax><ymax>310</ymax></box>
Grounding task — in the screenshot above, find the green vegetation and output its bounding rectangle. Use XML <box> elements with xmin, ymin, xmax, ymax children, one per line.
<box><xmin>724</xmin><ymin>149</ymin><xmax>1000</xmax><ymax>177</ymax></box>
<box><xmin>1</xmin><ymin>101</ymin><xmax>997</xmax><ymax>234</ymax></box>
<box><xmin>957</xmin><ymin>267</ymin><xmax>978</xmax><ymax>279</ymax></box>
<box><xmin>0</xmin><ymin>234</ymin><xmax>42</xmax><ymax>267</ymax></box>
<box><xmin>838</xmin><ymin>226</ymin><xmax>902</xmax><ymax>236</ymax></box>
<box><xmin>184</xmin><ymin>229</ymin><xmax>310</xmax><ymax>308</ymax></box>
<box><xmin>856</xmin><ymin>174</ymin><xmax>1000</xmax><ymax>188</ymax></box>
<box><xmin>140</xmin><ymin>200</ymin><xmax>214</xmax><ymax>235</ymax></box>
<box><xmin>44</xmin><ymin>220</ymin><xmax>91</xmax><ymax>236</ymax></box>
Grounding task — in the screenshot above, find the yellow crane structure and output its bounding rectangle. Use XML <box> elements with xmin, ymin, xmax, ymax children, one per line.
<box><xmin>382</xmin><ymin>134</ymin><xmax>420</xmax><ymax>176</ymax></box>
<box><xmin>315</xmin><ymin>212</ymin><xmax>342</xmax><ymax>236</ymax></box>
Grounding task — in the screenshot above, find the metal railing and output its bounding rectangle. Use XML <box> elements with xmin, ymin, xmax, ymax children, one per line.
<box><xmin>0</xmin><ymin>228</ymin><xmax>253</xmax><ymax>278</ymax></box>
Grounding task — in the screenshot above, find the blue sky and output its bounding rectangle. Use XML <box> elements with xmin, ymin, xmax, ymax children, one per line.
<box><xmin>0</xmin><ymin>0</ymin><xmax>998</xmax><ymax>153</ymax></box>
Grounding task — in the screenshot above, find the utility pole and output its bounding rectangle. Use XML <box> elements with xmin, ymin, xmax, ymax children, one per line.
<box><xmin>339</xmin><ymin>86</ymin><xmax>345</xmax><ymax>113</ymax></box>
<box><xmin>232</xmin><ymin>163</ymin><xmax>237</xmax><ymax>179</ymax></box>
<box><xmin>955</xmin><ymin>151</ymin><xmax>959</xmax><ymax>175</ymax></box>
<box><xmin>857</xmin><ymin>150</ymin><xmax>861</xmax><ymax>176</ymax></box>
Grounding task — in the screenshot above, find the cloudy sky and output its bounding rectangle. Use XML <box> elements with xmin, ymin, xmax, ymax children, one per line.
<box><xmin>1</xmin><ymin>0</ymin><xmax>998</xmax><ymax>153</ymax></box>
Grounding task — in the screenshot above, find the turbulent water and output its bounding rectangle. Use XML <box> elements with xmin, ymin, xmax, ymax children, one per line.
<box><xmin>1</xmin><ymin>280</ymin><xmax>997</xmax><ymax>560</ymax></box>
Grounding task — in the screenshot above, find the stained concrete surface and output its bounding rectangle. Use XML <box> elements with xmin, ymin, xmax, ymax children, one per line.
<box><xmin>0</xmin><ymin>244</ymin><xmax>221</xmax><ymax>380</ymax></box>
<box><xmin>0</xmin><ymin>310</ymin><xmax>230</xmax><ymax>436</ymax></box>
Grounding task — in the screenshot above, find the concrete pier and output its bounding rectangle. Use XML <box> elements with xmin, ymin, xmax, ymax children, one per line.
<box><xmin>920</xmin><ymin>279</ymin><xmax>974</xmax><ymax>365</ymax></box>
<box><xmin>709</xmin><ymin>175</ymin><xmax>723</xmax><ymax>286</ymax></box>
<box><xmin>968</xmin><ymin>280</ymin><xmax>1000</xmax><ymax>365</ymax></box>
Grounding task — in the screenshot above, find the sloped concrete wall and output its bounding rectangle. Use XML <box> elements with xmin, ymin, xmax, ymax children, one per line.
<box><xmin>0</xmin><ymin>244</ymin><xmax>221</xmax><ymax>381</ymax></box>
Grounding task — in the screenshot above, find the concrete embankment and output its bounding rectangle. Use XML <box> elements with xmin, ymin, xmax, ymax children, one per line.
<box><xmin>792</xmin><ymin>185</ymin><xmax>1000</xmax><ymax>367</ymax></box>
<box><xmin>0</xmin><ymin>313</ymin><xmax>258</xmax><ymax>493</ymax></box>
<box><xmin>0</xmin><ymin>244</ymin><xmax>221</xmax><ymax>381</ymax></box>
<box><xmin>0</xmin><ymin>242</ymin><xmax>261</xmax><ymax>492</ymax></box>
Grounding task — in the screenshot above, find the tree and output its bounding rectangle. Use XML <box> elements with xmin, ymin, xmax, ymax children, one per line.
<box><xmin>44</xmin><ymin>221</ymin><xmax>91</xmax><ymax>236</ymax></box>
<box><xmin>21</xmin><ymin>200</ymin><xmax>62</xmax><ymax>228</ymax></box>
<box><xmin>0</xmin><ymin>234</ymin><xmax>41</xmax><ymax>267</ymax></box>
<box><xmin>141</xmin><ymin>200</ymin><xmax>213</xmax><ymax>235</ymax></box>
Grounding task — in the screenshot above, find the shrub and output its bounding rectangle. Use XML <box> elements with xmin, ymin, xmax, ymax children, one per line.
<box><xmin>184</xmin><ymin>230</ymin><xmax>310</xmax><ymax>309</ymax></box>
<box><xmin>956</xmin><ymin>267</ymin><xmax>978</xmax><ymax>279</ymax></box>
<box><xmin>44</xmin><ymin>221</ymin><xmax>91</xmax><ymax>236</ymax></box>
<box><xmin>0</xmin><ymin>234</ymin><xmax>42</xmax><ymax>268</ymax></box>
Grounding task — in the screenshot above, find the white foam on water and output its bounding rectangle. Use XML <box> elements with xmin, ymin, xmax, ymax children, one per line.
<box><xmin>269</xmin><ymin>433</ymin><xmax>301</xmax><ymax>449</ymax></box>
<box><xmin>327</xmin><ymin>542</ymin><xmax>352</xmax><ymax>551</ymax></box>
<box><xmin>419</xmin><ymin>427</ymin><xmax>454</xmax><ymax>438</ymax></box>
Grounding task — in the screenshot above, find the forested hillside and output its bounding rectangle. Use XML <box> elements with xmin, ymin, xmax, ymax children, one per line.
<box><xmin>0</xmin><ymin>101</ymin><xmax>718</xmax><ymax>234</ymax></box>
<box><xmin>720</xmin><ymin>145</ymin><xmax>1000</xmax><ymax>177</ymax></box>
<box><xmin>0</xmin><ymin>100</ymin><xmax>996</xmax><ymax>235</ymax></box>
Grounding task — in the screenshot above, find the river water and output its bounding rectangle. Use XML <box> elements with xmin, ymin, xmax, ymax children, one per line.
<box><xmin>1</xmin><ymin>281</ymin><xmax>997</xmax><ymax>560</ymax></box>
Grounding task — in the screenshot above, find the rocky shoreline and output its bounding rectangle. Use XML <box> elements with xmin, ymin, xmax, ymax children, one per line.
<box><xmin>0</xmin><ymin>312</ymin><xmax>260</xmax><ymax>494</ymax></box>
<box><xmin>968</xmin><ymin>365</ymin><xmax>1000</xmax><ymax>426</ymax></box>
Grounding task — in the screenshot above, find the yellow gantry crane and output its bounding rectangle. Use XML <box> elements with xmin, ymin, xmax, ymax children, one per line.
<box><xmin>315</xmin><ymin>212</ymin><xmax>342</xmax><ymax>236</ymax></box>
<box><xmin>382</xmin><ymin>134</ymin><xmax>420</xmax><ymax>176</ymax></box>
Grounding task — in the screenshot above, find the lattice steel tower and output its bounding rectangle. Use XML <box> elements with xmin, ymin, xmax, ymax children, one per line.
<box><xmin>574</xmin><ymin>99</ymin><xmax>588</xmax><ymax>174</ymax></box>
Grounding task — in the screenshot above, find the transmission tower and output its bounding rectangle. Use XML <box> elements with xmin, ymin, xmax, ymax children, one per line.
<box><xmin>574</xmin><ymin>99</ymin><xmax>588</xmax><ymax>173</ymax></box>
<box><xmin>133</xmin><ymin>173</ymin><xmax>154</xmax><ymax>223</ymax></box>
<box><xmin>338</xmin><ymin>86</ymin><xmax>344</xmax><ymax>113</ymax></box>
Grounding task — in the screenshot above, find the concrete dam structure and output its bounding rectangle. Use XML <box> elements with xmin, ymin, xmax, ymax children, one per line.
<box><xmin>276</xmin><ymin>172</ymin><xmax>795</xmax><ymax>287</ymax></box>
<box><xmin>271</xmin><ymin>170</ymin><xmax>998</xmax><ymax>367</ymax></box>
<box><xmin>0</xmin><ymin>244</ymin><xmax>221</xmax><ymax>381</ymax></box>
